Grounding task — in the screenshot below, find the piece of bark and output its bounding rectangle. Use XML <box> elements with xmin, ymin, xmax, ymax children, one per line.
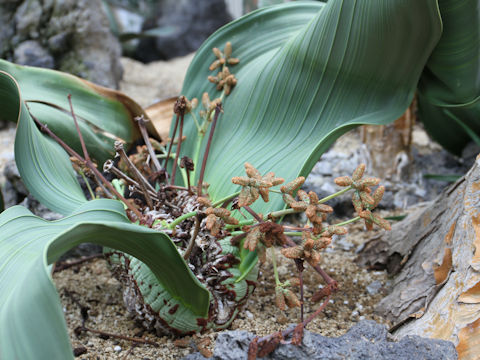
<box><xmin>357</xmin><ymin>154</ymin><xmax>480</xmax><ymax>359</ymax></box>
<box><xmin>361</xmin><ymin>99</ymin><xmax>416</xmax><ymax>181</ymax></box>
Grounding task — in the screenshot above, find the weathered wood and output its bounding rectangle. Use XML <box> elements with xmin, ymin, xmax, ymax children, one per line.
<box><xmin>361</xmin><ymin>99</ymin><xmax>416</xmax><ymax>180</ymax></box>
<box><xmin>357</xmin><ymin>154</ymin><xmax>480</xmax><ymax>359</ymax></box>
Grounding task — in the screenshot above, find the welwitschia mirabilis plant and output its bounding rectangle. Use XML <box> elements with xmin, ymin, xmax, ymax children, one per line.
<box><xmin>0</xmin><ymin>1</ymin><xmax>442</xmax><ymax>359</ymax></box>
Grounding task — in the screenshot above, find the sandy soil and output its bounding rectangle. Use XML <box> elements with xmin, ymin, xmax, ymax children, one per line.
<box><xmin>53</xmin><ymin>215</ymin><xmax>396</xmax><ymax>359</ymax></box>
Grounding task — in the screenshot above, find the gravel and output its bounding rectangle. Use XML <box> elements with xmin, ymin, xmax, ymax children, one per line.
<box><xmin>53</xmin><ymin>220</ymin><xmax>391</xmax><ymax>359</ymax></box>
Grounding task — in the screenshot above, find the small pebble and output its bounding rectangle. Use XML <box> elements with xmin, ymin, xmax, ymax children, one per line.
<box><xmin>114</xmin><ymin>345</ymin><xmax>122</xmax><ymax>352</ymax></box>
<box><xmin>73</xmin><ymin>346</ymin><xmax>87</xmax><ymax>357</ymax></box>
<box><xmin>366</xmin><ymin>280</ymin><xmax>382</xmax><ymax>295</ymax></box>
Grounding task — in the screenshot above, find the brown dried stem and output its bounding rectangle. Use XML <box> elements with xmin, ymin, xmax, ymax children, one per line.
<box><xmin>183</xmin><ymin>215</ymin><xmax>200</xmax><ymax>260</ymax></box>
<box><xmin>312</xmin><ymin>264</ymin><xmax>338</xmax><ymax>289</ymax></box>
<box><xmin>295</xmin><ymin>259</ymin><xmax>305</xmax><ymax>322</ymax></box>
<box><xmin>163</xmin><ymin>113</ymin><xmax>179</xmax><ymax>180</ymax></box>
<box><xmin>77</xmin><ymin>326</ymin><xmax>158</xmax><ymax>347</ymax></box>
<box><xmin>30</xmin><ymin>112</ymin><xmax>143</xmax><ymax>219</ymax></box>
<box><xmin>197</xmin><ymin>103</ymin><xmax>222</xmax><ymax>195</ymax></box>
<box><xmin>170</xmin><ymin>113</ymin><xmax>184</xmax><ymax>185</ymax></box>
<box><xmin>282</xmin><ymin>236</ymin><xmax>338</xmax><ymax>309</ymax></box>
<box><xmin>53</xmin><ymin>253</ymin><xmax>103</xmax><ymax>273</ymax></box>
<box><xmin>252</xmin><ymin>293</ymin><xmax>332</xmax><ymax>358</ymax></box>
<box><xmin>104</xmin><ymin>160</ymin><xmax>158</xmax><ymax>200</ymax></box>
<box><xmin>122</xmin><ymin>345</ymin><xmax>137</xmax><ymax>360</ymax></box>
<box><xmin>135</xmin><ymin>115</ymin><xmax>163</xmax><ymax>173</ymax></box>
<box><xmin>115</xmin><ymin>141</ymin><xmax>155</xmax><ymax>209</ymax></box>
<box><xmin>67</xmin><ymin>94</ymin><xmax>90</xmax><ymax>163</ymax></box>
<box><xmin>243</xmin><ymin>205</ymin><xmax>263</xmax><ymax>223</ymax></box>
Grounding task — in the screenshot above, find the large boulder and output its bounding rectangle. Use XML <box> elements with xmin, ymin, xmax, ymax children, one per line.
<box><xmin>133</xmin><ymin>0</ymin><xmax>231</xmax><ymax>62</ymax></box>
<box><xmin>0</xmin><ymin>0</ymin><xmax>123</xmax><ymax>88</ymax></box>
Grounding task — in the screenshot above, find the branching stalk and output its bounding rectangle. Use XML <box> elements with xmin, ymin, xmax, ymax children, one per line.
<box><xmin>197</xmin><ymin>104</ymin><xmax>222</xmax><ymax>196</ymax></box>
<box><xmin>212</xmin><ymin>191</ymin><xmax>241</xmax><ymax>207</ymax></box>
<box><xmin>67</xmin><ymin>94</ymin><xmax>90</xmax><ymax>163</ymax></box>
<box><xmin>271</xmin><ymin>248</ymin><xmax>281</xmax><ymax>286</ymax></box>
<box><xmin>255</xmin><ymin>293</ymin><xmax>331</xmax><ymax>348</ymax></box>
<box><xmin>295</xmin><ymin>260</ymin><xmax>305</xmax><ymax>322</ymax></box>
<box><xmin>243</xmin><ymin>206</ymin><xmax>263</xmax><ymax>223</ymax></box>
<box><xmin>136</xmin><ymin>115</ymin><xmax>163</xmax><ymax>173</ymax></box>
<box><xmin>104</xmin><ymin>160</ymin><xmax>158</xmax><ymax>200</ymax></box>
<box><xmin>167</xmin><ymin>211</ymin><xmax>198</xmax><ymax>229</ymax></box>
<box><xmin>115</xmin><ymin>142</ymin><xmax>155</xmax><ymax>209</ymax></box>
<box><xmin>225</xmin><ymin>218</ymin><xmax>254</xmax><ymax>229</ymax></box>
<box><xmin>170</xmin><ymin>113</ymin><xmax>184</xmax><ymax>185</ymax></box>
<box><xmin>318</xmin><ymin>186</ymin><xmax>352</xmax><ymax>203</ymax></box>
<box><xmin>163</xmin><ymin>113</ymin><xmax>179</xmax><ymax>170</ymax></box>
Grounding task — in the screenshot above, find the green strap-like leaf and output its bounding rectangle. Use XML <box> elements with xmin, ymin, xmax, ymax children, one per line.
<box><xmin>418</xmin><ymin>0</ymin><xmax>480</xmax><ymax>154</ymax></box>
<box><xmin>0</xmin><ymin>59</ymin><xmax>151</xmax><ymax>164</ymax></box>
<box><xmin>177</xmin><ymin>1</ymin><xmax>442</xmax><ymax>214</ymax></box>
<box><xmin>0</xmin><ymin>71</ymin><xmax>87</xmax><ymax>215</ymax></box>
<box><xmin>0</xmin><ymin>199</ymin><xmax>210</xmax><ymax>360</ymax></box>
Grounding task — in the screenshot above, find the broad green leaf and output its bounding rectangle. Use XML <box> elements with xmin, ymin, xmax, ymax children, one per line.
<box><xmin>177</xmin><ymin>1</ymin><xmax>442</xmax><ymax>214</ymax></box>
<box><xmin>0</xmin><ymin>70</ymin><xmax>87</xmax><ymax>215</ymax></box>
<box><xmin>418</xmin><ymin>0</ymin><xmax>480</xmax><ymax>154</ymax></box>
<box><xmin>0</xmin><ymin>199</ymin><xmax>210</xmax><ymax>360</ymax></box>
<box><xmin>0</xmin><ymin>59</ymin><xmax>157</xmax><ymax>164</ymax></box>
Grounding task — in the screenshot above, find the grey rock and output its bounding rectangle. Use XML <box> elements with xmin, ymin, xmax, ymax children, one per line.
<box><xmin>14</xmin><ymin>0</ymin><xmax>43</xmax><ymax>39</ymax></box>
<box><xmin>4</xmin><ymin>160</ymin><xmax>28</xmax><ymax>198</ymax></box>
<box><xmin>332</xmin><ymin>235</ymin><xmax>354</xmax><ymax>251</ymax></box>
<box><xmin>47</xmin><ymin>31</ymin><xmax>71</xmax><ymax>54</ymax></box>
<box><xmin>0</xmin><ymin>3</ymin><xmax>17</xmax><ymax>55</ymax></box>
<box><xmin>366</xmin><ymin>280</ymin><xmax>383</xmax><ymax>295</ymax></box>
<box><xmin>0</xmin><ymin>0</ymin><xmax>123</xmax><ymax>88</ymax></box>
<box><xmin>19</xmin><ymin>195</ymin><xmax>62</xmax><ymax>221</ymax></box>
<box><xmin>312</xmin><ymin>161</ymin><xmax>333</xmax><ymax>176</ymax></box>
<box><xmin>1</xmin><ymin>180</ymin><xmax>19</xmax><ymax>209</ymax></box>
<box><xmin>14</xmin><ymin>40</ymin><xmax>54</xmax><ymax>68</ymax></box>
<box><xmin>304</xmin><ymin>138</ymin><xmax>475</xmax><ymax>216</ymax></box>
<box><xmin>134</xmin><ymin>0</ymin><xmax>231</xmax><ymax>62</ymax></box>
<box><xmin>183</xmin><ymin>320</ymin><xmax>457</xmax><ymax>360</ymax></box>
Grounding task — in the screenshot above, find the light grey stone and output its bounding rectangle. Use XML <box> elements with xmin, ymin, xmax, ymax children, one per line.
<box><xmin>14</xmin><ymin>40</ymin><xmax>54</xmax><ymax>68</ymax></box>
<box><xmin>182</xmin><ymin>320</ymin><xmax>457</xmax><ymax>360</ymax></box>
<box><xmin>366</xmin><ymin>280</ymin><xmax>383</xmax><ymax>295</ymax></box>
